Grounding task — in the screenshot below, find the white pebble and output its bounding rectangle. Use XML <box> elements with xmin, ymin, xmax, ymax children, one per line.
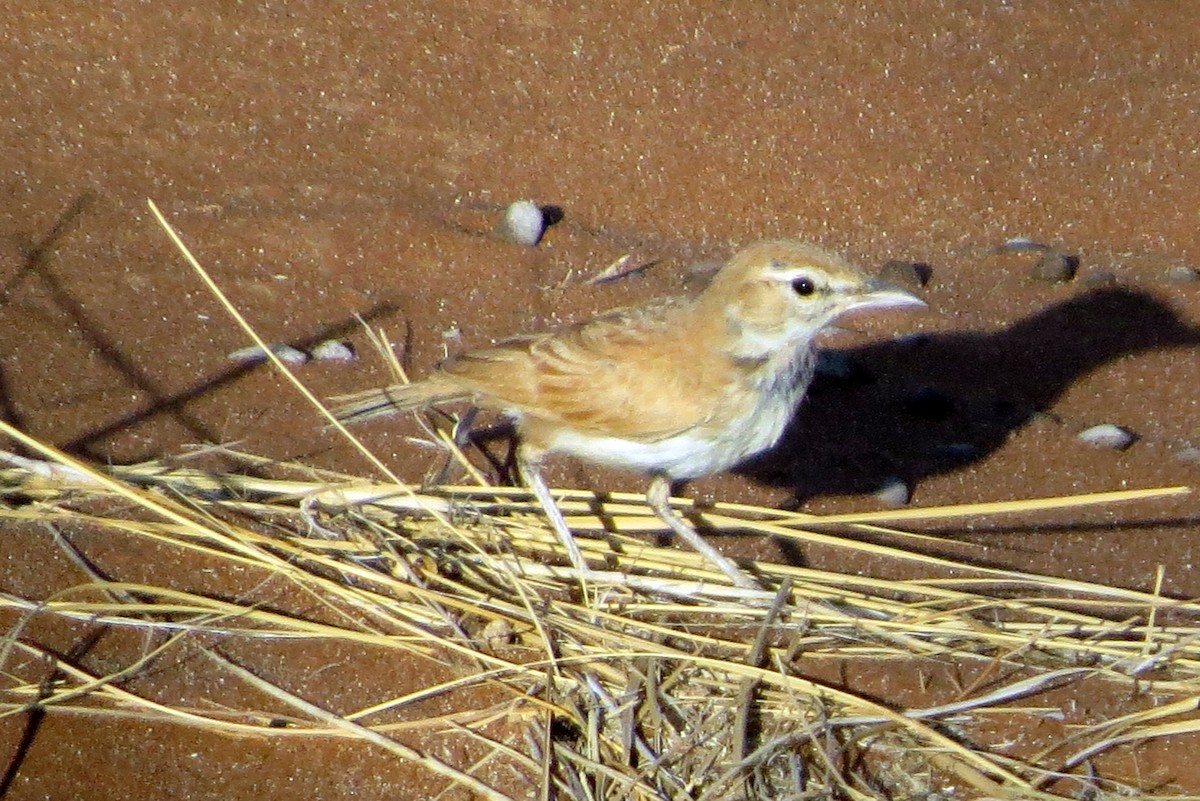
<box><xmin>228</xmin><ymin>344</ymin><xmax>309</xmax><ymax>365</ymax></box>
<box><xmin>999</xmin><ymin>237</ymin><xmax>1050</xmax><ymax>252</ymax></box>
<box><xmin>501</xmin><ymin>200</ymin><xmax>546</xmax><ymax>246</ymax></box>
<box><xmin>874</xmin><ymin>477</ymin><xmax>911</xmax><ymax>507</ymax></box>
<box><xmin>1076</xmin><ymin>423</ymin><xmax>1135</xmax><ymax>450</ymax></box>
<box><xmin>311</xmin><ymin>339</ymin><xmax>356</xmax><ymax>362</ymax></box>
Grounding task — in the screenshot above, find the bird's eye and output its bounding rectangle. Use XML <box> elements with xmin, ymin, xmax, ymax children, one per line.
<box><xmin>792</xmin><ymin>276</ymin><xmax>816</xmax><ymax>296</ymax></box>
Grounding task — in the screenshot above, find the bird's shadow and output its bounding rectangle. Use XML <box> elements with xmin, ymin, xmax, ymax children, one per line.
<box><xmin>737</xmin><ymin>286</ymin><xmax>1200</xmax><ymax>503</ymax></box>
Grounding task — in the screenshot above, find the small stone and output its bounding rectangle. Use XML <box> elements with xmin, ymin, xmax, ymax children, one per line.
<box><xmin>878</xmin><ymin>260</ymin><xmax>933</xmax><ymax>288</ymax></box>
<box><xmin>1080</xmin><ymin>270</ymin><xmax>1118</xmax><ymax>287</ymax></box>
<box><xmin>1031</xmin><ymin>252</ymin><xmax>1079</xmax><ymax>283</ymax></box>
<box><xmin>228</xmin><ymin>344</ymin><xmax>309</xmax><ymax>365</ymax></box>
<box><xmin>1077</xmin><ymin>423</ymin><xmax>1136</xmax><ymax>450</ymax></box>
<box><xmin>875</xmin><ymin>477</ymin><xmax>911</xmax><ymax>507</ymax></box>
<box><xmin>1164</xmin><ymin>265</ymin><xmax>1200</xmax><ymax>284</ymax></box>
<box><xmin>311</xmin><ymin>339</ymin><xmax>356</xmax><ymax>362</ymax></box>
<box><xmin>1028</xmin><ymin>410</ymin><xmax>1063</xmax><ymax>426</ymax></box>
<box><xmin>998</xmin><ymin>237</ymin><xmax>1052</xmax><ymax>253</ymax></box>
<box><xmin>1175</xmin><ymin>446</ymin><xmax>1200</xmax><ymax>465</ymax></box>
<box><xmin>499</xmin><ymin>199</ymin><xmax>547</xmax><ymax>246</ymax></box>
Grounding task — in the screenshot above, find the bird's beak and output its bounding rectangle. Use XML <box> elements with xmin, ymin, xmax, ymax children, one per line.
<box><xmin>848</xmin><ymin>279</ymin><xmax>927</xmax><ymax>313</ymax></box>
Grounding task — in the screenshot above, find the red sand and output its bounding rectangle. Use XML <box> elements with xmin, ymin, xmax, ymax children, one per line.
<box><xmin>2</xmin><ymin>3</ymin><xmax>1199</xmax><ymax>797</ymax></box>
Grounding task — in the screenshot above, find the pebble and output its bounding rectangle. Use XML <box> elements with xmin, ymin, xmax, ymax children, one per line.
<box><xmin>1080</xmin><ymin>270</ymin><xmax>1118</xmax><ymax>287</ymax></box>
<box><xmin>311</xmin><ymin>339</ymin><xmax>356</xmax><ymax>362</ymax></box>
<box><xmin>1028</xmin><ymin>410</ymin><xmax>1064</xmax><ymax>428</ymax></box>
<box><xmin>500</xmin><ymin>200</ymin><xmax>547</xmax><ymax>246</ymax></box>
<box><xmin>1175</xmin><ymin>446</ymin><xmax>1200</xmax><ymax>465</ymax></box>
<box><xmin>1076</xmin><ymin>423</ymin><xmax>1136</xmax><ymax>450</ymax></box>
<box><xmin>1164</xmin><ymin>265</ymin><xmax>1200</xmax><ymax>284</ymax></box>
<box><xmin>228</xmin><ymin>344</ymin><xmax>309</xmax><ymax>365</ymax></box>
<box><xmin>998</xmin><ymin>237</ymin><xmax>1052</xmax><ymax>253</ymax></box>
<box><xmin>875</xmin><ymin>477</ymin><xmax>911</xmax><ymax>507</ymax></box>
<box><xmin>1031</xmin><ymin>252</ymin><xmax>1079</xmax><ymax>283</ymax></box>
<box><xmin>878</xmin><ymin>259</ymin><xmax>932</xmax><ymax>288</ymax></box>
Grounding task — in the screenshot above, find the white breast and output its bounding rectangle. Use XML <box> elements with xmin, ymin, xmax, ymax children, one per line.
<box><xmin>539</xmin><ymin>346</ymin><xmax>814</xmax><ymax>481</ymax></box>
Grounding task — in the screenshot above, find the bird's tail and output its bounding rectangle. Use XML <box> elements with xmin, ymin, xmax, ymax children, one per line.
<box><xmin>330</xmin><ymin>378</ymin><xmax>473</xmax><ymax>424</ymax></box>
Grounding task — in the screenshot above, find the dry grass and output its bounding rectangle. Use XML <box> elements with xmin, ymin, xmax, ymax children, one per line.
<box><xmin>1</xmin><ymin>433</ymin><xmax>1196</xmax><ymax>800</ymax></box>
<box><xmin>0</xmin><ymin>202</ymin><xmax>1197</xmax><ymax>800</ymax></box>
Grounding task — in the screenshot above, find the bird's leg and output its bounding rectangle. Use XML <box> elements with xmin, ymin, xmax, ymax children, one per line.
<box><xmin>516</xmin><ymin>447</ymin><xmax>591</xmax><ymax>580</ymax></box>
<box><xmin>451</xmin><ymin>406</ymin><xmax>478</xmax><ymax>448</ymax></box>
<box><xmin>429</xmin><ymin>406</ymin><xmax>478</xmax><ymax>486</ymax></box>
<box><xmin>467</xmin><ymin>419</ymin><xmax>520</xmax><ymax>484</ymax></box>
<box><xmin>646</xmin><ymin>474</ymin><xmax>761</xmax><ymax>590</ymax></box>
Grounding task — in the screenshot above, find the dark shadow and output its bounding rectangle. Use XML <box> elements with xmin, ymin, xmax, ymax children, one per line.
<box><xmin>60</xmin><ymin>305</ymin><xmax>400</xmax><ymax>460</ymax></box>
<box><xmin>738</xmin><ymin>286</ymin><xmax>1200</xmax><ymax>503</ymax></box>
<box><xmin>0</xmin><ymin>627</ymin><xmax>106</xmax><ymax>799</ymax></box>
<box><xmin>538</xmin><ymin>204</ymin><xmax>565</xmax><ymax>228</ymax></box>
<box><xmin>0</xmin><ymin>194</ymin><xmax>95</xmax><ymax>300</ymax></box>
<box><xmin>0</xmin><ymin>366</ymin><xmax>27</xmax><ymax>453</ymax></box>
<box><xmin>0</xmin><ymin>194</ymin><xmax>403</xmax><ymax>462</ymax></box>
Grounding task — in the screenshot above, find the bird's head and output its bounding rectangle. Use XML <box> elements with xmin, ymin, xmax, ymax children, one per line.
<box><xmin>706</xmin><ymin>240</ymin><xmax>925</xmax><ymax>356</ymax></box>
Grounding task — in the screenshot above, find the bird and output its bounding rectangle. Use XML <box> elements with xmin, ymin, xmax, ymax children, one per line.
<box><xmin>332</xmin><ymin>240</ymin><xmax>925</xmax><ymax>589</ymax></box>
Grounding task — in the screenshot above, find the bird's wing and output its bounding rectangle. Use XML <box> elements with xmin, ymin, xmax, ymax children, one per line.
<box><xmin>441</xmin><ymin>300</ymin><xmax>724</xmax><ymax>440</ymax></box>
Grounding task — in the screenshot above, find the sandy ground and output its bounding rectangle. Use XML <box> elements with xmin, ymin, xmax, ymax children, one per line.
<box><xmin>2</xmin><ymin>2</ymin><xmax>1199</xmax><ymax>798</ymax></box>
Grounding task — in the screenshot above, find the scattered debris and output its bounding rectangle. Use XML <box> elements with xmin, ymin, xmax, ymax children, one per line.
<box><xmin>1077</xmin><ymin>423</ymin><xmax>1136</xmax><ymax>451</ymax></box>
<box><xmin>586</xmin><ymin>254</ymin><xmax>658</xmax><ymax>285</ymax></box>
<box><xmin>997</xmin><ymin>237</ymin><xmax>1053</xmax><ymax>253</ymax></box>
<box><xmin>311</xmin><ymin>339</ymin><xmax>356</xmax><ymax>362</ymax></box>
<box><xmin>0</xmin><ymin>450</ymin><xmax>106</xmax><ymax>489</ymax></box>
<box><xmin>228</xmin><ymin>344</ymin><xmax>309</xmax><ymax>365</ymax></box>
